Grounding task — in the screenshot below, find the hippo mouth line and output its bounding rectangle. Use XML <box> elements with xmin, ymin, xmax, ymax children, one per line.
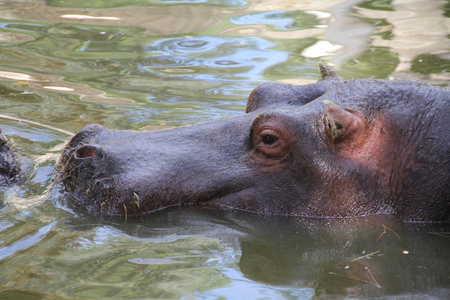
<box><xmin>65</xmin><ymin>179</ymin><xmax>250</xmax><ymax>217</ymax></box>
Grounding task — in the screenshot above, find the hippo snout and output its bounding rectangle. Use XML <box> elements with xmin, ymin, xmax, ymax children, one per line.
<box><xmin>59</xmin><ymin>128</ymin><xmax>121</xmax><ymax>215</ymax></box>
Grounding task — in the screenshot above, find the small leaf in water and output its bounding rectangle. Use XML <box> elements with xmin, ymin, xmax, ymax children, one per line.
<box><xmin>13</xmin><ymin>81</ymin><xmax>30</xmax><ymax>86</ymax></box>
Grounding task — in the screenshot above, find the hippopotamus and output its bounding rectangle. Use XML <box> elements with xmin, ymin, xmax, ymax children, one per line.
<box><xmin>0</xmin><ymin>130</ymin><xmax>20</xmax><ymax>185</ymax></box>
<box><xmin>58</xmin><ymin>64</ymin><xmax>450</xmax><ymax>222</ymax></box>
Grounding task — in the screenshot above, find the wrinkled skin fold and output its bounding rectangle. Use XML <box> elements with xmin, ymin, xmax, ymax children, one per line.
<box><xmin>58</xmin><ymin>64</ymin><xmax>450</xmax><ymax>222</ymax></box>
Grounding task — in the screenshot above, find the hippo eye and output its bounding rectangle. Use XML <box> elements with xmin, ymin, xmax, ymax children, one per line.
<box><xmin>259</xmin><ymin>129</ymin><xmax>280</xmax><ymax>146</ymax></box>
<box><xmin>262</xmin><ymin>134</ymin><xmax>278</xmax><ymax>145</ymax></box>
<box><xmin>250</xmin><ymin>115</ymin><xmax>292</xmax><ymax>164</ymax></box>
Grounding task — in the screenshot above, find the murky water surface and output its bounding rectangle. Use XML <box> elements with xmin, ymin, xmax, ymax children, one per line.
<box><xmin>0</xmin><ymin>0</ymin><xmax>449</xmax><ymax>299</ymax></box>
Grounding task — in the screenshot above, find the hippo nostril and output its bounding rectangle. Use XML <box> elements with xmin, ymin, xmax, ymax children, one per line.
<box><xmin>74</xmin><ymin>145</ymin><xmax>98</xmax><ymax>159</ymax></box>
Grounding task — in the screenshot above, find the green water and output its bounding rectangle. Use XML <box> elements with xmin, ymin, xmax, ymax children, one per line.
<box><xmin>0</xmin><ymin>0</ymin><xmax>449</xmax><ymax>299</ymax></box>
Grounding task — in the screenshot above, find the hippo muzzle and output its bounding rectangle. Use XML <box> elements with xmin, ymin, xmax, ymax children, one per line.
<box><xmin>60</xmin><ymin>117</ymin><xmax>269</xmax><ymax>216</ymax></box>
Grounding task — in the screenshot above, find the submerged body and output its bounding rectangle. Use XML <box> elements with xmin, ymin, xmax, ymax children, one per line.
<box><xmin>59</xmin><ymin>64</ymin><xmax>450</xmax><ymax>222</ymax></box>
<box><xmin>0</xmin><ymin>130</ymin><xmax>20</xmax><ymax>185</ymax></box>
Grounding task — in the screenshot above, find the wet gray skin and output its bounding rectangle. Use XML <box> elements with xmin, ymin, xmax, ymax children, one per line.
<box><xmin>58</xmin><ymin>64</ymin><xmax>450</xmax><ymax>222</ymax></box>
<box><xmin>0</xmin><ymin>130</ymin><xmax>20</xmax><ymax>185</ymax></box>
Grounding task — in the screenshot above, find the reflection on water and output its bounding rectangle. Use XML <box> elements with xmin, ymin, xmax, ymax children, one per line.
<box><xmin>356</xmin><ymin>0</ymin><xmax>450</xmax><ymax>76</ymax></box>
<box><xmin>230</xmin><ymin>10</ymin><xmax>322</xmax><ymax>31</ymax></box>
<box><xmin>141</xmin><ymin>36</ymin><xmax>288</xmax><ymax>80</ymax></box>
<box><xmin>0</xmin><ymin>209</ymin><xmax>449</xmax><ymax>299</ymax></box>
<box><xmin>0</xmin><ymin>0</ymin><xmax>449</xmax><ymax>299</ymax></box>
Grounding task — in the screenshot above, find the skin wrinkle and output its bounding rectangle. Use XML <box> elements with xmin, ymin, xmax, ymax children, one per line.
<box><xmin>313</xmin><ymin>165</ymin><xmax>370</xmax><ymax>217</ymax></box>
<box><xmin>385</xmin><ymin>87</ymin><xmax>440</xmax><ymax>218</ymax></box>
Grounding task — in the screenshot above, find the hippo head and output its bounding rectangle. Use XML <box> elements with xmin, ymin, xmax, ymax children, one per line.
<box><xmin>58</xmin><ymin>64</ymin><xmax>450</xmax><ymax>221</ymax></box>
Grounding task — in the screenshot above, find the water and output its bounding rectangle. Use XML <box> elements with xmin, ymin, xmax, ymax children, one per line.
<box><xmin>0</xmin><ymin>0</ymin><xmax>449</xmax><ymax>298</ymax></box>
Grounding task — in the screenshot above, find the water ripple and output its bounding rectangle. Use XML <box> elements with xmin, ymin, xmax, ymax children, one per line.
<box><xmin>230</xmin><ymin>10</ymin><xmax>321</xmax><ymax>31</ymax></box>
<box><xmin>146</xmin><ymin>36</ymin><xmax>224</xmax><ymax>54</ymax></box>
<box><xmin>0</xmin><ymin>221</ymin><xmax>56</xmax><ymax>261</ymax></box>
<box><xmin>142</xmin><ymin>36</ymin><xmax>288</xmax><ymax>80</ymax></box>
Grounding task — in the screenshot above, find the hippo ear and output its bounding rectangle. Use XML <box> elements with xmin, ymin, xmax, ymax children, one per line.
<box><xmin>319</xmin><ymin>62</ymin><xmax>340</xmax><ymax>80</ymax></box>
<box><xmin>322</xmin><ymin>100</ymin><xmax>366</xmax><ymax>143</ymax></box>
